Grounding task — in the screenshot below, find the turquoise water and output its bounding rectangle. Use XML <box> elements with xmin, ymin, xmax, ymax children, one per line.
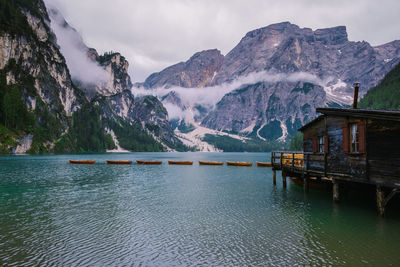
<box><xmin>0</xmin><ymin>152</ymin><xmax>399</xmax><ymax>266</ymax></box>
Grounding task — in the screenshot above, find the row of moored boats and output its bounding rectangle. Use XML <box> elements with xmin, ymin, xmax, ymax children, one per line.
<box><xmin>69</xmin><ymin>160</ymin><xmax>272</xmax><ymax>167</ymax></box>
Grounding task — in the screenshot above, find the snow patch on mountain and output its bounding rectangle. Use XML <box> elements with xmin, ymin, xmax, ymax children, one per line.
<box><xmin>324</xmin><ymin>79</ymin><xmax>353</xmax><ymax>105</ymax></box>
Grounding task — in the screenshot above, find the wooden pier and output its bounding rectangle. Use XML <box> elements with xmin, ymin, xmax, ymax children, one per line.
<box><xmin>271</xmin><ymin>108</ymin><xmax>400</xmax><ymax>217</ymax></box>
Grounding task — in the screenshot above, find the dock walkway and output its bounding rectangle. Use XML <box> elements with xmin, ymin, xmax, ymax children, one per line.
<box><xmin>271</xmin><ymin>151</ymin><xmax>400</xmax><ymax>216</ymax></box>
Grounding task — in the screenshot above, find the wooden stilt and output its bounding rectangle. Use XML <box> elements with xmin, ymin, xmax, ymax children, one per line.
<box><xmin>377</xmin><ymin>186</ymin><xmax>385</xmax><ymax>217</ymax></box>
<box><xmin>273</xmin><ymin>169</ymin><xmax>276</xmax><ymax>186</ymax></box>
<box><xmin>303</xmin><ymin>176</ymin><xmax>309</xmax><ymax>194</ymax></box>
<box><xmin>332</xmin><ymin>179</ymin><xmax>339</xmax><ymax>203</ymax></box>
<box><xmin>282</xmin><ymin>172</ymin><xmax>287</xmax><ymax>189</ymax></box>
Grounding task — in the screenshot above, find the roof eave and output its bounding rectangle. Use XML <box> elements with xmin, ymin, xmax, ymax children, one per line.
<box><xmin>316</xmin><ymin>108</ymin><xmax>400</xmax><ymax>122</ymax></box>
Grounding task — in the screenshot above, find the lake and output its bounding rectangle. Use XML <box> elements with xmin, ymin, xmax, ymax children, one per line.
<box><xmin>0</xmin><ymin>152</ymin><xmax>399</xmax><ymax>266</ymax></box>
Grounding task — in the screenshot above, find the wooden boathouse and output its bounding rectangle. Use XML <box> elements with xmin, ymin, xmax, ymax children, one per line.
<box><xmin>271</xmin><ymin>107</ymin><xmax>400</xmax><ymax>216</ymax></box>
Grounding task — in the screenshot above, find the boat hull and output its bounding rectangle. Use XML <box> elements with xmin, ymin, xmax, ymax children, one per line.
<box><xmin>226</xmin><ymin>161</ymin><xmax>253</xmax><ymax>167</ymax></box>
<box><xmin>168</xmin><ymin>161</ymin><xmax>193</xmax><ymax>165</ymax></box>
<box><xmin>136</xmin><ymin>160</ymin><xmax>162</xmax><ymax>165</ymax></box>
<box><xmin>106</xmin><ymin>160</ymin><xmax>132</xmax><ymax>165</ymax></box>
<box><xmin>257</xmin><ymin>162</ymin><xmax>272</xmax><ymax>167</ymax></box>
<box><xmin>69</xmin><ymin>160</ymin><xmax>95</xmax><ymax>164</ymax></box>
<box><xmin>199</xmin><ymin>161</ymin><xmax>224</xmax><ymax>166</ymax></box>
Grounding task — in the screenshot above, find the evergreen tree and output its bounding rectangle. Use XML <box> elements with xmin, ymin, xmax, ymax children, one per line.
<box><xmin>0</xmin><ymin>72</ymin><xmax>6</xmax><ymax>121</ymax></box>
<box><xmin>289</xmin><ymin>133</ymin><xmax>303</xmax><ymax>151</ymax></box>
<box><xmin>2</xmin><ymin>85</ymin><xmax>26</xmax><ymax>129</ymax></box>
<box><xmin>359</xmin><ymin>62</ymin><xmax>400</xmax><ymax>110</ymax></box>
<box><xmin>72</xmin><ymin>103</ymin><xmax>108</xmax><ymax>152</ymax></box>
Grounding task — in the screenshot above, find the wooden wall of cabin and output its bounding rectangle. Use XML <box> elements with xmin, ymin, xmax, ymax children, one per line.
<box><xmin>302</xmin><ymin>119</ymin><xmax>325</xmax><ymax>172</ymax></box>
<box><xmin>367</xmin><ymin>119</ymin><xmax>400</xmax><ymax>185</ymax></box>
<box><xmin>302</xmin><ymin>115</ymin><xmax>367</xmax><ymax>179</ymax></box>
<box><xmin>326</xmin><ymin>116</ymin><xmax>367</xmax><ymax>179</ymax></box>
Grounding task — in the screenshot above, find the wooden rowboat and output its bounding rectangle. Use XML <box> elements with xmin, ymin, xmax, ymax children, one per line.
<box><xmin>69</xmin><ymin>160</ymin><xmax>95</xmax><ymax>164</ymax></box>
<box><xmin>256</xmin><ymin>162</ymin><xmax>272</xmax><ymax>167</ymax></box>
<box><xmin>136</xmin><ymin>160</ymin><xmax>162</xmax><ymax>165</ymax></box>
<box><xmin>168</xmin><ymin>161</ymin><xmax>193</xmax><ymax>165</ymax></box>
<box><xmin>226</xmin><ymin>161</ymin><xmax>252</xmax><ymax>167</ymax></box>
<box><xmin>106</xmin><ymin>160</ymin><xmax>132</xmax><ymax>165</ymax></box>
<box><xmin>199</xmin><ymin>161</ymin><xmax>224</xmax><ymax>166</ymax></box>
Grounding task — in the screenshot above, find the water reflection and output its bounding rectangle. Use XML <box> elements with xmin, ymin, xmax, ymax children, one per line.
<box><xmin>0</xmin><ymin>153</ymin><xmax>399</xmax><ymax>266</ymax></box>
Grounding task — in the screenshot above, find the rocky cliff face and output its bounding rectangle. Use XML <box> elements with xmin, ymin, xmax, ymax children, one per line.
<box><xmin>143</xmin><ymin>22</ymin><xmax>400</xmax><ymax>143</ymax></box>
<box><xmin>202</xmin><ymin>81</ymin><xmax>326</xmax><ymax>140</ymax></box>
<box><xmin>0</xmin><ymin>0</ymin><xmax>86</xmax><ymax>153</ymax></box>
<box><xmin>210</xmin><ymin>22</ymin><xmax>400</xmax><ymax>94</ymax></box>
<box><xmin>200</xmin><ymin>22</ymin><xmax>400</xmax><ymax>138</ymax></box>
<box><xmin>73</xmin><ymin>51</ymin><xmax>134</xmax><ymax>99</ymax></box>
<box><xmin>95</xmin><ymin>90</ymin><xmax>182</xmax><ymax>149</ymax></box>
<box><xmin>98</xmin><ymin>53</ymin><xmax>133</xmax><ymax>96</ymax></box>
<box><xmin>140</xmin><ymin>49</ymin><xmax>224</xmax><ymax>88</ymax></box>
<box><xmin>48</xmin><ymin>8</ymin><xmax>132</xmax><ymax>98</ymax></box>
<box><xmin>0</xmin><ymin>4</ymin><xmax>83</xmax><ymax>116</ymax></box>
<box><xmin>45</xmin><ymin>7</ymin><xmax>183</xmax><ymax>149</ymax></box>
<box><xmin>0</xmin><ymin>0</ymin><xmax>185</xmax><ymax>153</ymax></box>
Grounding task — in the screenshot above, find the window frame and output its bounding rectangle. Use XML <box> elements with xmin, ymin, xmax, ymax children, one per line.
<box><xmin>349</xmin><ymin>123</ymin><xmax>359</xmax><ymax>153</ymax></box>
<box><xmin>318</xmin><ymin>135</ymin><xmax>324</xmax><ymax>153</ymax></box>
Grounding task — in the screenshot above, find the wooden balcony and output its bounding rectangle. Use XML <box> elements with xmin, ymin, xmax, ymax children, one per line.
<box><xmin>271</xmin><ymin>151</ymin><xmax>358</xmax><ymax>182</ymax></box>
<box><xmin>271</xmin><ymin>151</ymin><xmax>306</xmax><ymax>174</ymax></box>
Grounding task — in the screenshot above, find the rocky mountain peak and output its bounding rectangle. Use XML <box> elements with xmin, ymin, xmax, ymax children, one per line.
<box><xmin>243</xmin><ymin>21</ymin><xmax>299</xmax><ymax>39</ymax></box>
<box><xmin>314</xmin><ymin>26</ymin><xmax>348</xmax><ymax>45</ymax></box>
<box><xmin>141</xmin><ymin>21</ymin><xmax>400</xmax><ymax>146</ymax></box>
<box><xmin>141</xmin><ymin>49</ymin><xmax>224</xmax><ymax>89</ymax></box>
<box><xmin>374</xmin><ymin>40</ymin><xmax>400</xmax><ymax>59</ymax></box>
<box><xmin>87</xmin><ymin>48</ymin><xmax>99</xmax><ymax>61</ymax></box>
<box><xmin>0</xmin><ymin>0</ymin><xmax>188</xmax><ymax>154</ymax></box>
<box><xmin>242</xmin><ymin>22</ymin><xmax>348</xmax><ymax>45</ymax></box>
<box><xmin>93</xmin><ymin>51</ymin><xmax>132</xmax><ymax>96</ymax></box>
<box><xmin>47</xmin><ymin>8</ymin><xmax>133</xmax><ymax>98</ymax></box>
<box><xmin>108</xmin><ymin>54</ymin><xmax>131</xmax><ymax>90</ymax></box>
<box><xmin>211</xmin><ymin>22</ymin><xmax>398</xmax><ymax>89</ymax></box>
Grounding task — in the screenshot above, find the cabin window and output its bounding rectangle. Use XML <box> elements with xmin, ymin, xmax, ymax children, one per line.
<box><xmin>350</xmin><ymin>123</ymin><xmax>359</xmax><ymax>153</ymax></box>
<box><xmin>318</xmin><ymin>136</ymin><xmax>324</xmax><ymax>152</ymax></box>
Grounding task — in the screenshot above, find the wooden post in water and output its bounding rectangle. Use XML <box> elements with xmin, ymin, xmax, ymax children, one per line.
<box><xmin>273</xmin><ymin>169</ymin><xmax>276</xmax><ymax>185</ymax></box>
<box><xmin>377</xmin><ymin>186</ymin><xmax>385</xmax><ymax>217</ymax></box>
<box><xmin>332</xmin><ymin>179</ymin><xmax>339</xmax><ymax>203</ymax></box>
<box><xmin>282</xmin><ymin>171</ymin><xmax>287</xmax><ymax>189</ymax></box>
<box><xmin>303</xmin><ymin>175</ymin><xmax>309</xmax><ymax>194</ymax></box>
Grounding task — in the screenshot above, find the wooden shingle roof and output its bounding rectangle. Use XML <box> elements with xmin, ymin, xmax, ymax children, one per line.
<box><xmin>298</xmin><ymin>108</ymin><xmax>400</xmax><ymax>132</ymax></box>
<box><xmin>316</xmin><ymin>108</ymin><xmax>400</xmax><ymax>121</ymax></box>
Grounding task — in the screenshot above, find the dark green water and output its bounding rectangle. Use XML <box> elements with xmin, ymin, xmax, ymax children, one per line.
<box><xmin>0</xmin><ymin>153</ymin><xmax>399</xmax><ymax>266</ymax></box>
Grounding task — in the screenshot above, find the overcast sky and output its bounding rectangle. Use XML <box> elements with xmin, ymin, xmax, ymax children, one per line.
<box><xmin>44</xmin><ymin>0</ymin><xmax>400</xmax><ymax>82</ymax></box>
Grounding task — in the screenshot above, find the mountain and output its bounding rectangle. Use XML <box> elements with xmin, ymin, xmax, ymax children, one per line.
<box><xmin>142</xmin><ymin>22</ymin><xmax>400</xmax><ymax>146</ymax></box>
<box><xmin>48</xmin><ymin>8</ymin><xmax>133</xmax><ymax>98</ymax></box>
<box><xmin>93</xmin><ymin>90</ymin><xmax>182</xmax><ymax>150</ymax></box>
<box><xmin>139</xmin><ymin>49</ymin><xmax>224</xmax><ymax>89</ymax></box>
<box><xmin>0</xmin><ymin>0</ymin><xmax>185</xmax><ymax>153</ymax></box>
<box><xmin>358</xmin><ymin>62</ymin><xmax>400</xmax><ymax>110</ymax></box>
<box><xmin>210</xmin><ymin>22</ymin><xmax>400</xmax><ymax>93</ymax></box>
<box><xmin>2</xmin><ymin>2</ymin><xmax>399</xmax><ymax>153</ymax></box>
<box><xmin>0</xmin><ymin>0</ymin><xmax>85</xmax><ymax>153</ymax></box>
<box><xmin>202</xmin><ymin>81</ymin><xmax>325</xmax><ymax>140</ymax></box>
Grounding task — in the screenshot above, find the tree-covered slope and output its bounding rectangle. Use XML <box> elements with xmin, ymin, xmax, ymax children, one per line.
<box><xmin>0</xmin><ymin>0</ymin><xmax>85</xmax><ymax>153</ymax></box>
<box><xmin>359</xmin><ymin>62</ymin><xmax>400</xmax><ymax>110</ymax></box>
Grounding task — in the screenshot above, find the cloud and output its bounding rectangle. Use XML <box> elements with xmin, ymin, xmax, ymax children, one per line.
<box><xmin>163</xmin><ymin>103</ymin><xmax>183</xmax><ymax>120</ymax></box>
<box><xmin>43</xmin><ymin>0</ymin><xmax>400</xmax><ymax>82</ymax></box>
<box><xmin>132</xmin><ymin>70</ymin><xmax>330</xmax><ymax>121</ymax></box>
<box><xmin>46</xmin><ymin>4</ymin><xmax>109</xmax><ymax>86</ymax></box>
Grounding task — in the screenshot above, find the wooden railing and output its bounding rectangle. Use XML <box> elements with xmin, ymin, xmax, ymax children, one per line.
<box><xmin>271</xmin><ymin>151</ymin><xmax>312</xmax><ymax>173</ymax></box>
<box><xmin>271</xmin><ymin>151</ymin><xmax>369</xmax><ymax>182</ymax></box>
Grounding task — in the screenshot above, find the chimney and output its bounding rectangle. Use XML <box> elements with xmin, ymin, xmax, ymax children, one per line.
<box><xmin>353</xmin><ymin>82</ymin><xmax>360</xmax><ymax>109</ymax></box>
